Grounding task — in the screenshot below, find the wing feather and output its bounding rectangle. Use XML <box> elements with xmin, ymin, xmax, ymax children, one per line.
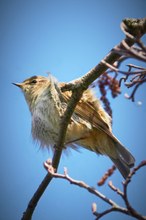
<box><xmin>60</xmin><ymin>86</ymin><xmax>120</xmax><ymax>144</ymax></box>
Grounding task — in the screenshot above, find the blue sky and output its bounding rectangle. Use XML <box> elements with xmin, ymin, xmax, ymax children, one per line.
<box><xmin>1</xmin><ymin>1</ymin><xmax>146</xmax><ymax>220</ymax></box>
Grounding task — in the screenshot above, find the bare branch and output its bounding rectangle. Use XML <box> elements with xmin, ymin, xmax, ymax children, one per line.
<box><xmin>93</xmin><ymin>206</ymin><xmax>128</xmax><ymax>220</ymax></box>
<box><xmin>122</xmin><ymin>161</ymin><xmax>146</xmax><ymax>220</ymax></box>
<box><xmin>44</xmin><ymin>160</ymin><xmax>121</xmax><ymax>208</ymax></box>
<box><xmin>100</xmin><ymin>58</ymin><xmax>146</xmax><ymax>103</ymax></box>
<box><xmin>108</xmin><ymin>181</ymin><xmax>124</xmax><ymax>197</ymax></box>
<box><xmin>44</xmin><ymin>161</ymin><xmax>146</xmax><ymax>220</ymax></box>
<box><xmin>121</xmin><ymin>40</ymin><xmax>146</xmax><ymax>62</ymax></box>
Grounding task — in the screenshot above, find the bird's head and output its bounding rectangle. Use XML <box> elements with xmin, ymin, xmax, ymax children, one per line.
<box><xmin>13</xmin><ymin>75</ymin><xmax>50</xmax><ymax>111</ymax></box>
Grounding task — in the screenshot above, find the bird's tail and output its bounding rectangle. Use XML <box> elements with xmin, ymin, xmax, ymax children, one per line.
<box><xmin>110</xmin><ymin>142</ymin><xmax>135</xmax><ymax>179</ymax></box>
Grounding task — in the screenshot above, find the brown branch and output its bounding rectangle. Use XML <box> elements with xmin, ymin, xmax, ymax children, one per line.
<box><xmin>108</xmin><ymin>181</ymin><xmax>123</xmax><ymax>196</ymax></box>
<box><xmin>121</xmin><ymin>40</ymin><xmax>146</xmax><ymax>62</ymax></box>
<box><xmin>21</xmin><ymin>17</ymin><xmax>146</xmax><ymax>220</ymax></box>
<box><xmin>102</xmin><ymin>57</ymin><xmax>146</xmax><ymax>102</ymax></box>
<box><xmin>93</xmin><ymin>206</ymin><xmax>129</xmax><ymax>220</ymax></box>
<box><xmin>44</xmin><ymin>161</ymin><xmax>122</xmax><ymax>208</ymax></box>
<box><xmin>137</xmin><ymin>39</ymin><xmax>146</xmax><ymax>52</ymax></box>
<box><xmin>122</xmin><ymin>161</ymin><xmax>146</xmax><ymax>220</ymax></box>
<box><xmin>121</xmin><ymin>17</ymin><xmax>146</xmax><ymax>39</ymax></box>
<box><xmin>44</xmin><ymin>161</ymin><xmax>146</xmax><ymax>220</ymax></box>
<box><xmin>113</xmin><ymin>18</ymin><xmax>146</xmax><ymax>63</ymax></box>
<box><xmin>127</xmin><ymin>64</ymin><xmax>146</xmax><ymax>71</ymax></box>
<box><xmin>45</xmin><ymin>160</ymin><xmax>146</xmax><ymax>220</ymax></box>
<box><xmin>127</xmin><ymin>79</ymin><xmax>146</xmax><ymax>102</ymax></box>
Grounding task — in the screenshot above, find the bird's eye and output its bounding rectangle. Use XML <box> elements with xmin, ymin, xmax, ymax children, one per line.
<box><xmin>30</xmin><ymin>79</ymin><xmax>37</xmax><ymax>84</ymax></box>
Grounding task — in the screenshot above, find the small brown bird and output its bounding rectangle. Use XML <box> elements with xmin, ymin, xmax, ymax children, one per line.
<box><xmin>13</xmin><ymin>75</ymin><xmax>135</xmax><ymax>179</ymax></box>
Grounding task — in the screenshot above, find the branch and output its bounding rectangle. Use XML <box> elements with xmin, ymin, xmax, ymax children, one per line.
<box><xmin>102</xmin><ymin>61</ymin><xmax>146</xmax><ymax>102</ymax></box>
<box><xmin>21</xmin><ymin>18</ymin><xmax>146</xmax><ymax>220</ymax></box>
<box><xmin>44</xmin><ymin>160</ymin><xmax>146</xmax><ymax>220</ymax></box>
<box><xmin>44</xmin><ymin>161</ymin><xmax>122</xmax><ymax>208</ymax></box>
<box><xmin>122</xmin><ymin>161</ymin><xmax>146</xmax><ymax>220</ymax></box>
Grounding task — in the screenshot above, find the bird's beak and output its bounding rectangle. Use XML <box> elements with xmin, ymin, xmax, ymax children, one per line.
<box><xmin>12</xmin><ymin>82</ymin><xmax>23</xmax><ymax>88</ymax></box>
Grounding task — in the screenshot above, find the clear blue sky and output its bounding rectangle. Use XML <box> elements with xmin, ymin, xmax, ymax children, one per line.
<box><xmin>1</xmin><ymin>1</ymin><xmax>146</xmax><ymax>220</ymax></box>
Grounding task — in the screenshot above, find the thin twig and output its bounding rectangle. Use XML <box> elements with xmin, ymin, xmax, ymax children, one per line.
<box><xmin>44</xmin><ymin>162</ymin><xmax>121</xmax><ymax>208</ymax></box>
<box><xmin>108</xmin><ymin>181</ymin><xmax>124</xmax><ymax>197</ymax></box>
<box><xmin>121</xmin><ymin>40</ymin><xmax>146</xmax><ymax>62</ymax></box>
<box><xmin>45</xmin><ymin>161</ymin><xmax>146</xmax><ymax>220</ymax></box>
<box><xmin>122</xmin><ymin>161</ymin><xmax>146</xmax><ymax>220</ymax></box>
<box><xmin>93</xmin><ymin>207</ymin><xmax>129</xmax><ymax>220</ymax></box>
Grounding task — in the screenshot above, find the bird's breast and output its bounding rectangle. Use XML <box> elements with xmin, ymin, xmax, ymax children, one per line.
<box><xmin>31</xmin><ymin>98</ymin><xmax>61</xmax><ymax>148</ymax></box>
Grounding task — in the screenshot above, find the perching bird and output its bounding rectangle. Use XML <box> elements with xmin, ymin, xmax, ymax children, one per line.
<box><xmin>13</xmin><ymin>75</ymin><xmax>135</xmax><ymax>179</ymax></box>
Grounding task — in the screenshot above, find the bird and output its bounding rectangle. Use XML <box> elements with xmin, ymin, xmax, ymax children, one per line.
<box><xmin>13</xmin><ymin>74</ymin><xmax>135</xmax><ymax>179</ymax></box>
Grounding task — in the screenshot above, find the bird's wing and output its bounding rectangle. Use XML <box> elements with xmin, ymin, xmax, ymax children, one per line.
<box><xmin>60</xmin><ymin>86</ymin><xmax>119</xmax><ymax>143</ymax></box>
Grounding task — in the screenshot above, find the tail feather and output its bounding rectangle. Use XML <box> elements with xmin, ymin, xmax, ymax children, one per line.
<box><xmin>116</xmin><ymin>142</ymin><xmax>135</xmax><ymax>167</ymax></box>
<box><xmin>110</xmin><ymin>157</ymin><xmax>130</xmax><ymax>179</ymax></box>
<box><xmin>110</xmin><ymin>142</ymin><xmax>135</xmax><ymax>179</ymax></box>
